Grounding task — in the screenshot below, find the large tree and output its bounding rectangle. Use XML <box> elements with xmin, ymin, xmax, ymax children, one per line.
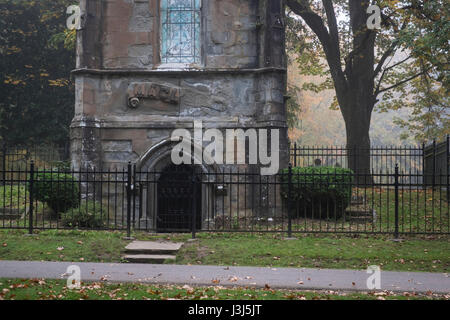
<box><xmin>285</xmin><ymin>0</ymin><xmax>449</xmax><ymax>177</ymax></box>
<box><xmin>0</xmin><ymin>0</ymin><xmax>75</xmax><ymax>150</ymax></box>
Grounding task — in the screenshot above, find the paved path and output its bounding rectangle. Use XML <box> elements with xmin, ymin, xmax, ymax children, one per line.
<box><xmin>0</xmin><ymin>260</ymin><xmax>449</xmax><ymax>293</ymax></box>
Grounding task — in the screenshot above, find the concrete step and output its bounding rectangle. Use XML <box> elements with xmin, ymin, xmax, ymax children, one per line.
<box><xmin>123</xmin><ymin>254</ymin><xmax>176</xmax><ymax>264</ymax></box>
<box><xmin>346</xmin><ymin>210</ymin><xmax>373</xmax><ymax>217</ymax></box>
<box><xmin>347</xmin><ymin>216</ymin><xmax>374</xmax><ymax>223</ymax></box>
<box><xmin>124</xmin><ymin>241</ymin><xmax>184</xmax><ymax>255</ymax></box>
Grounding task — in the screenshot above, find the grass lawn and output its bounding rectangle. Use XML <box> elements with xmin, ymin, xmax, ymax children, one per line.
<box><xmin>0</xmin><ymin>229</ymin><xmax>129</xmax><ymax>263</ymax></box>
<box><xmin>0</xmin><ymin>229</ymin><xmax>448</xmax><ymax>273</ymax></box>
<box><xmin>0</xmin><ymin>278</ymin><xmax>447</xmax><ymax>300</ymax></box>
<box><xmin>0</xmin><ymin>185</ymin><xmax>27</xmax><ymax>209</ymax></box>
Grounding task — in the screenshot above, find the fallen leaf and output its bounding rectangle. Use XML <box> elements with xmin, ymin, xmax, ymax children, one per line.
<box><xmin>182</xmin><ymin>285</ymin><xmax>194</xmax><ymax>294</ymax></box>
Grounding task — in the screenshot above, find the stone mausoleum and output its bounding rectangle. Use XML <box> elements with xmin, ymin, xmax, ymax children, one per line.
<box><xmin>70</xmin><ymin>0</ymin><xmax>289</xmax><ymax>231</ymax></box>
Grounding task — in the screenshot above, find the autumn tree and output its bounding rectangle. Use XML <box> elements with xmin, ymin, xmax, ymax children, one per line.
<box><xmin>285</xmin><ymin>0</ymin><xmax>449</xmax><ymax>177</ymax></box>
<box><xmin>0</xmin><ymin>0</ymin><xmax>75</xmax><ymax>150</ymax></box>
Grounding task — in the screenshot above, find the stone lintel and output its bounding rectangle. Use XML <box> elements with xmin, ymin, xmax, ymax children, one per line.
<box><xmin>71</xmin><ymin>67</ymin><xmax>287</xmax><ymax>77</ymax></box>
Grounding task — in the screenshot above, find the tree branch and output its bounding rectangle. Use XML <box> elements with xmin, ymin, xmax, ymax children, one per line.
<box><xmin>374</xmin><ymin>55</ymin><xmax>412</xmax><ymax>96</ymax></box>
<box><xmin>373</xmin><ymin>42</ymin><xmax>398</xmax><ymax>78</ymax></box>
<box><xmin>286</xmin><ymin>0</ymin><xmax>346</xmax><ymax>90</ymax></box>
<box><xmin>322</xmin><ymin>0</ymin><xmax>340</xmax><ymax>52</ymax></box>
<box><xmin>377</xmin><ymin>68</ymin><xmax>431</xmax><ymax>95</ymax></box>
<box><xmin>373</xmin><ymin>20</ymin><xmax>408</xmax><ymax>78</ymax></box>
<box><xmin>285</xmin><ymin>0</ymin><xmax>330</xmax><ymax>46</ymax></box>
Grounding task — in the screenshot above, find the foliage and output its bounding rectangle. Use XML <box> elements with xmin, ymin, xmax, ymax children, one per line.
<box><xmin>286</xmin><ymin>56</ymin><xmax>418</xmax><ymax>146</ymax></box>
<box><xmin>286</xmin><ymin>84</ymin><xmax>302</xmax><ymax>131</ymax></box>
<box><xmin>61</xmin><ymin>201</ymin><xmax>107</xmax><ymax>229</ymax></box>
<box><xmin>281</xmin><ymin>166</ymin><xmax>354</xmax><ymax>219</ymax></box>
<box><xmin>51</xmin><ymin>160</ymin><xmax>72</xmax><ymax>172</ymax></box>
<box><xmin>285</xmin><ymin>0</ymin><xmax>449</xmax><ymax>147</ymax></box>
<box><xmin>381</xmin><ymin>1</ymin><xmax>450</xmax><ymax>142</ymax></box>
<box><xmin>29</xmin><ymin>171</ymin><xmax>79</xmax><ymax>216</ymax></box>
<box><xmin>0</xmin><ymin>0</ymin><xmax>76</xmax><ymax>148</ymax></box>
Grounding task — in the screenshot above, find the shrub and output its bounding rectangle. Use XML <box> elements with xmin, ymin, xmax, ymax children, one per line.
<box><xmin>61</xmin><ymin>201</ymin><xmax>107</xmax><ymax>229</ymax></box>
<box><xmin>51</xmin><ymin>161</ymin><xmax>72</xmax><ymax>172</ymax></box>
<box><xmin>29</xmin><ymin>171</ymin><xmax>80</xmax><ymax>217</ymax></box>
<box><xmin>281</xmin><ymin>166</ymin><xmax>354</xmax><ymax>219</ymax></box>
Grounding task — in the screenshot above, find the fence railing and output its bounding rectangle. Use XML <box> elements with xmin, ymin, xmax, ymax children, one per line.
<box><xmin>0</xmin><ymin>144</ymin><xmax>70</xmax><ymax>184</ymax></box>
<box><xmin>290</xmin><ymin>138</ymin><xmax>449</xmax><ymax>185</ymax></box>
<box><xmin>0</xmin><ymin>161</ymin><xmax>448</xmax><ymax>236</ymax></box>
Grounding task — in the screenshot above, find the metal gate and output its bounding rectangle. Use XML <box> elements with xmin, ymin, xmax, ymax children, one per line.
<box><xmin>156</xmin><ymin>164</ymin><xmax>202</xmax><ymax>232</ymax></box>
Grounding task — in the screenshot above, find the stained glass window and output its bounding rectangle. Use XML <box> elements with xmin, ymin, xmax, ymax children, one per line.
<box><xmin>161</xmin><ymin>0</ymin><xmax>201</xmax><ymax>64</ymax></box>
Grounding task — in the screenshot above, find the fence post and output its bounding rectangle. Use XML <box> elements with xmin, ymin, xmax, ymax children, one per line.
<box><xmin>294</xmin><ymin>143</ymin><xmax>297</xmax><ymax>167</ymax></box>
<box><xmin>432</xmin><ymin>140</ymin><xmax>436</xmax><ymax>190</ymax></box>
<box><xmin>28</xmin><ymin>161</ymin><xmax>35</xmax><ymax>235</ymax></box>
<box><xmin>2</xmin><ymin>144</ymin><xmax>6</xmax><ymax>186</ymax></box>
<box><xmin>422</xmin><ymin>142</ymin><xmax>426</xmax><ymax>187</ymax></box>
<box><xmin>126</xmin><ymin>162</ymin><xmax>132</xmax><ymax>239</ymax></box>
<box><xmin>132</xmin><ymin>163</ymin><xmax>137</xmax><ymax>227</ymax></box>
<box><xmin>191</xmin><ymin>171</ymin><xmax>197</xmax><ymax>240</ymax></box>
<box><xmin>394</xmin><ymin>163</ymin><xmax>399</xmax><ymax>239</ymax></box>
<box><xmin>446</xmin><ymin>135</ymin><xmax>449</xmax><ymax>203</ymax></box>
<box><xmin>287</xmin><ymin>163</ymin><xmax>293</xmax><ymax>238</ymax></box>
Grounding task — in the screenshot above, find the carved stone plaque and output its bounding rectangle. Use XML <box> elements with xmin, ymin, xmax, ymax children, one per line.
<box><xmin>126</xmin><ymin>82</ymin><xmax>181</xmax><ymax>115</ymax></box>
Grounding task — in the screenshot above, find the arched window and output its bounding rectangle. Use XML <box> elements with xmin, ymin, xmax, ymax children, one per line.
<box><xmin>161</xmin><ymin>0</ymin><xmax>201</xmax><ymax>64</ymax></box>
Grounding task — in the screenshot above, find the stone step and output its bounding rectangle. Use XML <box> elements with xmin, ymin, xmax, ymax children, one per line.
<box><xmin>346</xmin><ymin>215</ymin><xmax>375</xmax><ymax>224</ymax></box>
<box><xmin>125</xmin><ymin>241</ymin><xmax>184</xmax><ymax>255</ymax></box>
<box><xmin>350</xmin><ymin>196</ymin><xmax>366</xmax><ymax>205</ymax></box>
<box><xmin>345</xmin><ymin>210</ymin><xmax>373</xmax><ymax>217</ymax></box>
<box><xmin>0</xmin><ymin>207</ymin><xmax>26</xmax><ymax>220</ymax></box>
<box><xmin>123</xmin><ymin>254</ymin><xmax>176</xmax><ymax>264</ymax></box>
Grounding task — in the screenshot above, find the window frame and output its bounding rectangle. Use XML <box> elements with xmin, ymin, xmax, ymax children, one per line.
<box><xmin>159</xmin><ymin>0</ymin><xmax>203</xmax><ymax>67</ymax></box>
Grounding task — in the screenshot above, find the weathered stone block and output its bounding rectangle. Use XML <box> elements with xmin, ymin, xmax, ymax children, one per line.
<box><xmin>102</xmin><ymin>140</ymin><xmax>133</xmax><ymax>153</ymax></box>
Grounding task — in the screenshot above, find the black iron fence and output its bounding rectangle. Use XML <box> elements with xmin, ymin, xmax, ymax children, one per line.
<box><xmin>0</xmin><ymin>159</ymin><xmax>448</xmax><ymax>236</ymax></box>
<box><xmin>0</xmin><ymin>144</ymin><xmax>70</xmax><ymax>184</ymax></box>
<box><xmin>290</xmin><ymin>138</ymin><xmax>450</xmax><ymax>185</ymax></box>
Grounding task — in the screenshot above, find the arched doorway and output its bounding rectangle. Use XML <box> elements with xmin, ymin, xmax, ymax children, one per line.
<box><xmin>156</xmin><ymin>164</ymin><xmax>202</xmax><ymax>232</ymax></box>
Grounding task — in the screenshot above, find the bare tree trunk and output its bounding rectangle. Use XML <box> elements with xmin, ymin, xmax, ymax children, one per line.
<box><xmin>340</xmin><ymin>89</ymin><xmax>374</xmax><ymax>184</ymax></box>
<box><xmin>344</xmin><ymin>109</ymin><xmax>372</xmax><ymax>184</ymax></box>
